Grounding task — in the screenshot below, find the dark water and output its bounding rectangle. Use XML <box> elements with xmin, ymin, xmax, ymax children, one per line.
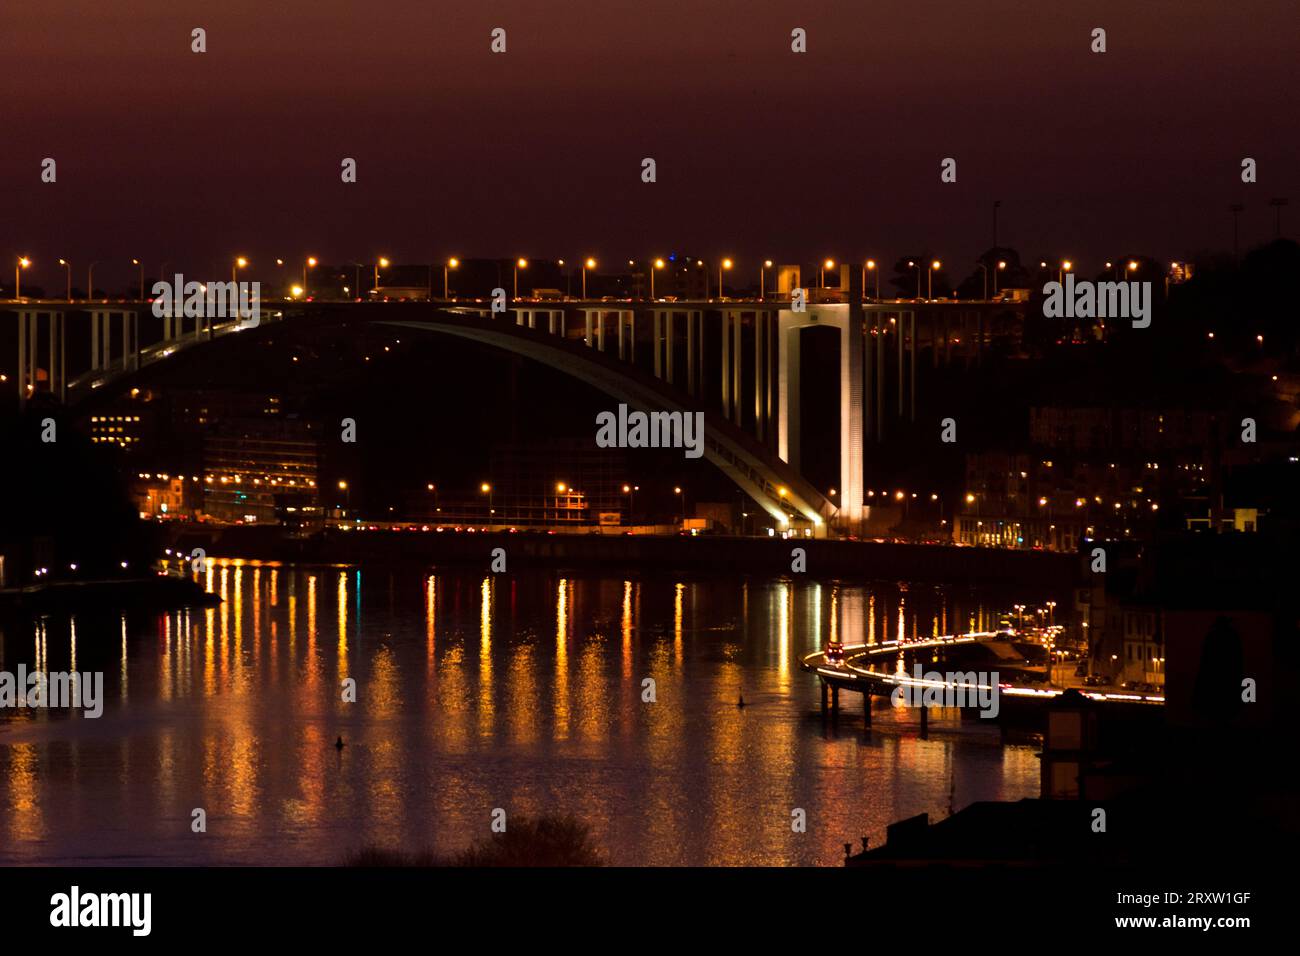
<box><xmin>0</xmin><ymin>562</ymin><xmax>1040</xmax><ymax>866</ymax></box>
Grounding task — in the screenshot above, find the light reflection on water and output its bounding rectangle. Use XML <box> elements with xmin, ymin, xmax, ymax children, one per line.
<box><xmin>0</xmin><ymin>563</ymin><xmax>1039</xmax><ymax>866</ymax></box>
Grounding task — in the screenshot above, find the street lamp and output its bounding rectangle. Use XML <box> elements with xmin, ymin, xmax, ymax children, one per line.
<box><xmin>649</xmin><ymin>258</ymin><xmax>666</xmax><ymax>300</ymax></box>
<box><xmin>131</xmin><ymin>258</ymin><xmax>144</xmax><ymax>300</ymax></box>
<box><xmin>1058</xmin><ymin>259</ymin><xmax>1072</xmax><ymax>285</ymax></box>
<box><xmin>233</xmin><ymin>256</ymin><xmax>248</xmax><ymax>287</ymax></box>
<box><xmin>374</xmin><ymin>257</ymin><xmax>390</xmax><ymax>295</ymax></box>
<box><xmin>513</xmin><ymin>258</ymin><xmax>527</xmax><ymax>299</ymax></box>
<box><xmin>674</xmin><ymin>485</ymin><xmax>686</xmax><ymax>523</ymax></box>
<box><xmin>14</xmin><ymin>257</ymin><xmax>30</xmax><ymax>300</ymax></box>
<box><xmin>582</xmin><ymin>257</ymin><xmax>596</xmax><ymax>298</ymax></box>
<box><xmin>303</xmin><ymin>256</ymin><xmax>317</xmax><ymax>296</ymax></box>
<box><xmin>622</xmin><ymin>483</ymin><xmax>638</xmax><ymax>520</ymax></box>
<box><xmin>480</xmin><ymin>481</ymin><xmax>494</xmax><ymax>518</ymax></box>
<box><xmin>338</xmin><ymin>480</ymin><xmax>350</xmax><ymax>513</ymax></box>
<box><xmin>58</xmin><ymin>258</ymin><xmax>71</xmax><ymax>300</ymax></box>
<box><xmin>291</xmin><ymin>285</ymin><xmax>304</xmax><ymax>298</ymax></box>
<box><xmin>862</xmin><ymin>259</ymin><xmax>880</xmax><ymax>300</ymax></box>
<box><xmin>995</xmin><ymin>260</ymin><xmax>1006</xmax><ymax>296</ymax></box>
<box><xmin>719</xmin><ymin>257</ymin><xmax>733</xmax><ymax>299</ymax></box>
<box><xmin>820</xmin><ymin>258</ymin><xmax>835</xmax><ymax>289</ymax></box>
<box><xmin>87</xmin><ymin>261</ymin><xmax>98</xmax><ymax>301</ymax></box>
<box><xmin>907</xmin><ymin>260</ymin><xmax>921</xmax><ymax>298</ymax></box>
<box><xmin>760</xmin><ymin>259</ymin><xmax>774</xmax><ymax>300</ymax></box>
<box><xmin>444</xmin><ymin>257</ymin><xmax>459</xmax><ymax>298</ymax></box>
<box><xmin>928</xmin><ymin>260</ymin><xmax>941</xmax><ymax>299</ymax></box>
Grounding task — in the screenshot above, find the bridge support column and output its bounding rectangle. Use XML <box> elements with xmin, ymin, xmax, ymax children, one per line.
<box><xmin>731</xmin><ymin>311</ymin><xmax>742</xmax><ymax>426</ymax></box>
<box><xmin>876</xmin><ymin>313</ymin><xmax>885</xmax><ymax>441</ymax></box>
<box><xmin>51</xmin><ymin>311</ymin><xmax>65</xmax><ymax>402</ymax></box>
<box><xmin>920</xmin><ymin>702</ymin><xmax>929</xmax><ymax>736</ymax></box>
<box><xmin>754</xmin><ymin>312</ymin><xmax>766</xmax><ymax>439</ymax></box>
<box><xmin>721</xmin><ymin>310</ymin><xmax>743</xmax><ymax>426</ymax></box>
<box><xmin>16</xmin><ymin>310</ymin><xmax>66</xmax><ymax>405</ymax></box>
<box><xmin>16</xmin><ymin>312</ymin><xmax>31</xmax><ymax>404</ymax></box>
<box><xmin>778</xmin><ymin>316</ymin><xmax>801</xmax><ymax>470</ymax></box>
<box><xmin>910</xmin><ymin>311</ymin><xmax>916</xmax><ymax>422</ymax></box>
<box><xmin>596</xmin><ymin>311</ymin><xmax>606</xmax><ymax>352</ymax></box>
<box><xmin>584</xmin><ymin>310</ymin><xmax>593</xmax><ymax>347</ymax></box>
<box><xmin>864</xmin><ymin>312</ymin><xmax>873</xmax><ymax>442</ymax></box>
<box><xmin>122</xmin><ymin>311</ymin><xmax>139</xmax><ymax>371</ymax></box>
<box><xmin>778</xmin><ymin>306</ymin><xmax>864</xmax><ymax>529</ymax></box>
<box><xmin>91</xmin><ymin>311</ymin><xmax>112</xmax><ymax>370</ymax></box>
<box><xmin>820</xmin><ymin>679</ymin><xmax>828</xmax><ymax>715</ymax></box>
<box><xmin>719</xmin><ymin>312</ymin><xmax>729</xmax><ymax>414</ymax></box>
<box><xmin>898</xmin><ymin>310</ymin><xmax>906</xmax><ymax>417</ymax></box>
<box><xmin>864</xmin><ymin>691</ymin><xmax>872</xmax><ymax>727</ymax></box>
<box><xmin>665</xmin><ymin>311</ymin><xmax>675</xmax><ymax>384</ymax></box>
<box><xmin>687</xmin><ymin>312</ymin><xmax>697</xmax><ymax>396</ymax></box>
<box><xmin>650</xmin><ymin>312</ymin><xmax>660</xmax><ymax>374</ymax></box>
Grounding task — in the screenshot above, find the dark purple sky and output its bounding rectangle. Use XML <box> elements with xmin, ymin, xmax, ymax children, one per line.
<box><xmin>6</xmin><ymin>0</ymin><xmax>1298</xmax><ymax>288</ymax></box>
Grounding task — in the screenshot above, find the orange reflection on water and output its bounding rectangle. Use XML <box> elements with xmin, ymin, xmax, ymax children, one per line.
<box><xmin>478</xmin><ymin>577</ymin><xmax>494</xmax><ymax>733</ymax></box>
<box><xmin>621</xmin><ymin>581</ymin><xmax>633</xmax><ymax>679</ymax></box>
<box><xmin>555</xmin><ymin>578</ymin><xmax>570</xmax><ymax>739</ymax></box>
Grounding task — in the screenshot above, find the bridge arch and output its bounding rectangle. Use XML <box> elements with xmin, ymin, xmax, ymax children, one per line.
<box><xmin>376</xmin><ymin>316</ymin><xmax>835</xmax><ymax>533</ymax></box>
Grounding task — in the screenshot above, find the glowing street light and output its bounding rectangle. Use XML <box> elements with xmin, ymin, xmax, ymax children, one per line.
<box><xmin>303</xmin><ymin>256</ymin><xmax>318</xmax><ymax>296</ymax></box>
<box><xmin>862</xmin><ymin>259</ymin><xmax>880</xmax><ymax>300</ymax></box>
<box><xmin>582</xmin><ymin>257</ymin><xmax>596</xmax><ymax>298</ymax></box>
<box><xmin>232</xmin><ymin>256</ymin><xmax>248</xmax><ymax>287</ymax></box>
<box><xmin>718</xmin><ymin>257</ymin><xmax>733</xmax><ymax>300</ymax></box>
<box><xmin>481</xmin><ymin>481</ymin><xmax>494</xmax><ymax>516</ymax></box>
<box><xmin>58</xmin><ymin>258</ymin><xmax>71</xmax><ymax>300</ymax></box>
<box><xmin>760</xmin><ymin>259</ymin><xmax>774</xmax><ymax>301</ymax></box>
<box><xmin>820</xmin><ymin>258</ymin><xmax>836</xmax><ymax>289</ymax></box>
<box><xmin>928</xmin><ymin>259</ymin><xmax>942</xmax><ymax>299</ymax></box>
<box><xmin>513</xmin><ymin>258</ymin><xmax>528</xmax><ymax>299</ymax></box>
<box><xmin>291</xmin><ymin>285</ymin><xmax>305</xmax><ymax>298</ymax></box>
<box><xmin>444</xmin><ymin>257</ymin><xmax>459</xmax><ymax>298</ymax></box>
<box><xmin>374</xmin><ymin>256</ymin><xmax>390</xmax><ymax>295</ymax></box>
<box><xmin>131</xmin><ymin>258</ymin><xmax>145</xmax><ymax>300</ymax></box>
<box><xmin>651</xmin><ymin>258</ymin><xmax>665</xmax><ymax>300</ymax></box>
<box><xmin>14</xmin><ymin>256</ymin><xmax>30</xmax><ymax>300</ymax></box>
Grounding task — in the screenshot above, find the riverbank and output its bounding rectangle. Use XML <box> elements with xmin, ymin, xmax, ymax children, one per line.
<box><xmin>0</xmin><ymin>576</ymin><xmax>218</xmax><ymax>615</ymax></box>
<box><xmin>165</xmin><ymin>524</ymin><xmax>1079</xmax><ymax>588</ymax></box>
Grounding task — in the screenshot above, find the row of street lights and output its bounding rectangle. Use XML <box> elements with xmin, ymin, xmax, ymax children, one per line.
<box><xmin>338</xmin><ymin>479</ymin><xmax>683</xmax><ymax>522</ymax></box>
<box><xmin>9</xmin><ymin>253</ymin><xmax>1156</xmax><ymax>304</ymax></box>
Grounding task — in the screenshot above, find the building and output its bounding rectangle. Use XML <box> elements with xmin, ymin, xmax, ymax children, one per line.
<box><xmin>88</xmin><ymin>411</ymin><xmax>147</xmax><ymax>449</ymax></box>
<box><xmin>202</xmin><ymin>417</ymin><xmax>322</xmax><ymax>523</ymax></box>
<box><xmin>132</xmin><ymin>473</ymin><xmax>196</xmax><ymax>520</ymax></box>
<box><xmin>487</xmin><ymin>440</ymin><xmax>628</xmax><ymax>526</ymax></box>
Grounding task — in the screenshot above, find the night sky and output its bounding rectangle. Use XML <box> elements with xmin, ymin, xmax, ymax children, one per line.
<box><xmin>6</xmin><ymin>1</ymin><xmax>1297</xmax><ymax>289</ymax></box>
